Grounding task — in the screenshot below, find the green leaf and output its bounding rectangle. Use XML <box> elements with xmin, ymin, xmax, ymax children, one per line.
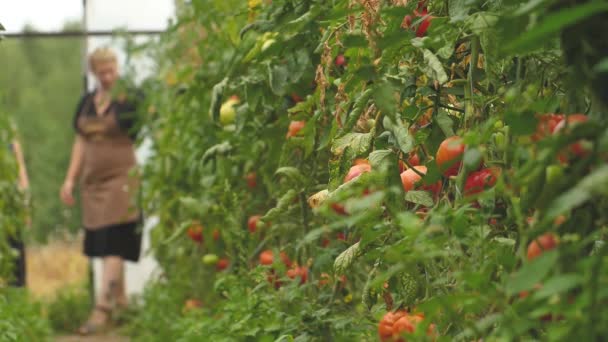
<box><xmin>593</xmin><ymin>58</ymin><xmax>608</xmax><ymax>72</ymax></box>
<box><xmin>384</xmin><ymin>117</ymin><xmax>415</xmax><ymax>155</ymax></box>
<box><xmin>533</xmin><ymin>274</ymin><xmax>583</xmax><ymax>300</ymax></box>
<box><xmin>209</xmin><ymin>78</ymin><xmax>228</xmax><ymax>122</ymax></box>
<box><xmin>331</xmin><ymin>132</ymin><xmax>373</xmax><ymax>157</ymax></box>
<box><xmin>463</xmin><ymin>147</ymin><xmax>482</xmax><ymax>172</ymax></box>
<box><xmin>435</xmin><ymin>111</ymin><xmax>455</xmax><ymax>137</ymax></box>
<box><xmin>505</xmin><ymin>250</ymin><xmax>558</xmax><ymax>296</ymax></box>
<box><xmin>405</xmin><ymin>191</ymin><xmax>434</xmax><ymax>207</ymax></box>
<box><xmin>449</xmin><ymin>0</ymin><xmax>471</xmax><ymax>22</ymax></box>
<box><xmin>342</xmin><ymin>33</ymin><xmax>368</xmax><ymax>48</ymax></box>
<box><xmin>268</xmin><ymin>63</ymin><xmax>289</xmax><ymax>96</ymax></box>
<box><xmin>504</xmin><ymin>2</ymin><xmax>608</xmax><ymax>53</ymax></box>
<box><xmin>334</xmin><ymin>241</ymin><xmax>361</xmax><ymax>275</ymax></box>
<box><xmin>368</xmin><ymin>149</ymin><xmax>395</xmax><ymax>172</ymax></box>
<box><xmin>504</xmin><ymin>111</ymin><xmax>537</xmax><ymax>136</ymax></box>
<box><xmin>373</xmin><ymin>81</ymin><xmax>398</xmax><ymax>117</ymax></box>
<box><xmin>422</xmin><ymin>49</ymin><xmax>449</xmax><ymax>84</ymax></box>
<box><xmin>545</xmin><ymin>165</ymin><xmax>608</xmax><ymax>221</ymax></box>
<box><xmin>275</xmin><ymin>167</ymin><xmax>307</xmax><ymax>187</ymax></box>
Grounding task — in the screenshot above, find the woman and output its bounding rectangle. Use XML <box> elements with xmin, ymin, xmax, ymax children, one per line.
<box><xmin>60</xmin><ymin>47</ymin><xmax>142</xmax><ymax>335</ymax></box>
<box><xmin>8</xmin><ymin>138</ymin><xmax>30</xmax><ymax>287</ymax></box>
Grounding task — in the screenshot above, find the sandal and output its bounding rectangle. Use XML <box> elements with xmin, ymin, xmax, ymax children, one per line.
<box><xmin>77</xmin><ymin>305</ymin><xmax>112</xmax><ymax>336</ymax></box>
<box><xmin>113</xmin><ymin>303</ymin><xmax>131</xmax><ymax>325</ymax></box>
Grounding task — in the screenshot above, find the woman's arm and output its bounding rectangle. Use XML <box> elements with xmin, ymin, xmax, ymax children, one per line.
<box><xmin>60</xmin><ymin>135</ymin><xmax>84</xmax><ymax>206</ymax></box>
<box><xmin>11</xmin><ymin>139</ymin><xmax>29</xmax><ymax>191</ymax></box>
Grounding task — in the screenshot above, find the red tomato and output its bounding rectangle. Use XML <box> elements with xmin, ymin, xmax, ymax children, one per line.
<box><xmin>248</xmin><ymin>215</ymin><xmax>263</xmax><ymax>233</ymax></box>
<box><xmin>187</xmin><ymin>222</ymin><xmax>203</xmax><ymax>243</ymax></box>
<box><xmin>344</xmin><ymin>163</ymin><xmax>372</xmax><ymax>183</ymax></box>
<box><xmin>398</xmin><ymin>153</ymin><xmax>421</xmax><ymax>173</ymax></box>
<box><xmin>287</xmin><ymin>266</ymin><xmax>308</xmax><ymax>284</ymax></box>
<box><xmin>335</xmin><ymin>54</ymin><xmax>346</xmax><ymax>67</ymax></box>
<box><xmin>286</xmin><ymin>120</ymin><xmax>306</xmax><ymax>138</ymax></box>
<box><xmin>279</xmin><ymin>251</ymin><xmax>292</xmax><ymax>267</ymax></box>
<box><xmin>378</xmin><ymin>311</ymin><xmax>409</xmax><ymax>341</ymax></box>
<box><xmin>331</xmin><ymin>202</ymin><xmax>348</xmax><ymax>216</ymax></box>
<box><xmin>259</xmin><ymin>250</ymin><xmax>274</xmax><ymax>265</ymax></box>
<box><xmin>527</xmin><ymin>233</ymin><xmax>559</xmax><ymax>261</ymax></box>
<box><xmin>553</xmin><ymin>114</ymin><xmax>589</xmax><ymax>162</ymax></box>
<box><xmin>401</xmin><ymin>15</ymin><xmax>413</xmax><ymax>29</ymax></box>
<box><xmin>216</xmin><ymin>258</ymin><xmax>229</xmax><ymax>271</ymax></box>
<box><xmin>464</xmin><ymin>168</ymin><xmax>499</xmax><ymax>195</ymax></box>
<box><xmin>290</xmin><ymin>93</ymin><xmax>303</xmax><ymax>103</ymax></box>
<box><xmin>400</xmin><ymin>166</ymin><xmax>441</xmax><ymax>194</ymax></box>
<box><xmin>336</xmin><ymin>232</ymin><xmax>346</xmax><ymax>241</ymax></box>
<box><xmin>533</xmin><ymin>113</ymin><xmax>564</xmax><ymax>141</ymax></box>
<box><xmin>245</xmin><ymin>172</ymin><xmax>257</xmax><ymax>188</ymax></box>
<box><xmin>415</xmin><ymin>16</ymin><xmax>432</xmax><ymax>37</ymax></box>
<box><xmin>436</xmin><ymin>136</ymin><xmax>465</xmax><ymax>177</ymax></box>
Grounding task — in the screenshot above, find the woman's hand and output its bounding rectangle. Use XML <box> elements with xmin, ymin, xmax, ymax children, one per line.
<box><xmin>60</xmin><ymin>180</ymin><xmax>76</xmax><ymax>206</ymax></box>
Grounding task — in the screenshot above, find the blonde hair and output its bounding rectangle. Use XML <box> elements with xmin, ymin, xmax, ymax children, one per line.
<box><xmin>88</xmin><ymin>47</ymin><xmax>117</xmax><ymax>72</ymax></box>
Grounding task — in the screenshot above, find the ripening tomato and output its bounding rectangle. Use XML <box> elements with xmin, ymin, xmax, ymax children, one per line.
<box><xmin>400</xmin><ymin>166</ymin><xmax>441</xmax><ymax>194</ymax></box>
<box><xmin>279</xmin><ymin>251</ymin><xmax>292</xmax><ymax>267</ymax></box>
<box><xmin>344</xmin><ymin>163</ymin><xmax>372</xmax><ymax>183</ymax></box>
<box><xmin>436</xmin><ymin>136</ymin><xmax>465</xmax><ymax>177</ymax></box>
<box><xmin>286</xmin><ymin>120</ymin><xmax>306</xmax><ymax>138</ymax></box>
<box><xmin>553</xmin><ymin>114</ymin><xmax>590</xmax><ymax>163</ymax></box>
<box><xmin>259</xmin><ymin>250</ymin><xmax>274</xmax><ymax>265</ymax></box>
<box><xmin>212</xmin><ymin>228</ymin><xmax>221</xmax><ymax>241</ymax></box>
<box><xmin>533</xmin><ymin>113</ymin><xmax>564</xmax><ymax>141</ymax></box>
<box><xmin>291</xmin><ymin>93</ymin><xmax>303</xmax><ymax>103</ymax></box>
<box><xmin>415</xmin><ymin>15</ymin><xmax>433</xmax><ymax>37</ymax></box>
<box><xmin>398</xmin><ymin>153</ymin><xmax>421</xmax><ymax>173</ymax></box>
<box><xmin>287</xmin><ymin>266</ymin><xmax>308</xmax><ymax>284</ymax></box>
<box><xmin>330</xmin><ymin>202</ymin><xmax>348</xmax><ymax>216</ymax></box>
<box><xmin>378</xmin><ymin>311</ymin><xmax>409</xmax><ymax>341</ymax></box>
<box><xmin>187</xmin><ymin>222</ymin><xmax>203</xmax><ymax>243</ymax></box>
<box><xmin>527</xmin><ymin>233</ymin><xmax>559</xmax><ymax>261</ymax></box>
<box><xmin>464</xmin><ymin>168</ymin><xmax>499</xmax><ymax>195</ymax></box>
<box><xmin>245</xmin><ymin>172</ymin><xmax>257</xmax><ymax>188</ymax></box>
<box><xmin>248</xmin><ymin>215</ymin><xmax>263</xmax><ymax>233</ymax></box>
<box><xmin>216</xmin><ymin>258</ymin><xmax>229</xmax><ymax>271</ymax></box>
<box><xmin>335</xmin><ymin>54</ymin><xmax>346</xmax><ymax>67</ymax></box>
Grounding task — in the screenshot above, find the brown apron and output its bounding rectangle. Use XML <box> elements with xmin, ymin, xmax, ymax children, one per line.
<box><xmin>77</xmin><ymin>101</ymin><xmax>140</xmax><ymax>230</ymax></box>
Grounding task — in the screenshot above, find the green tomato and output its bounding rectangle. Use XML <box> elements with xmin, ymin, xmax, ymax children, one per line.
<box><xmin>545</xmin><ymin>164</ymin><xmax>564</xmax><ymax>186</ymax></box>
<box><xmin>493</xmin><ymin>132</ymin><xmax>505</xmax><ymax>150</ymax></box>
<box><xmin>494</xmin><ymin>120</ymin><xmax>504</xmax><ymax>130</ymax></box>
<box><xmin>202</xmin><ymin>254</ymin><xmax>219</xmax><ymax>265</ymax></box>
<box><xmin>219</xmin><ymin>102</ymin><xmax>236</xmax><ymax>125</ymax></box>
<box><xmin>261</xmin><ymin>38</ymin><xmax>276</xmax><ymax>52</ymax></box>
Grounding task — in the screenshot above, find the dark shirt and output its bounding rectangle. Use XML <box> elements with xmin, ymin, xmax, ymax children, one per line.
<box><xmin>73</xmin><ymin>89</ymin><xmax>143</xmax><ymax>140</ymax></box>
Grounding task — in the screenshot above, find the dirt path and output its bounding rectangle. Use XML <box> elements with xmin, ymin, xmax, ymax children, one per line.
<box><xmin>26</xmin><ymin>235</ymin><xmax>89</xmax><ymax>299</ymax></box>
<box><xmin>27</xmin><ymin>236</ymin><xmax>129</xmax><ymax>341</ymax></box>
<box><xmin>54</xmin><ymin>330</ymin><xmax>129</xmax><ymax>342</ymax></box>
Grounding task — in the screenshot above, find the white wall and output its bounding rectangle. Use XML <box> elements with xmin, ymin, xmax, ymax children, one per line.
<box><xmin>85</xmin><ymin>0</ymin><xmax>174</xmax><ymax>299</ymax></box>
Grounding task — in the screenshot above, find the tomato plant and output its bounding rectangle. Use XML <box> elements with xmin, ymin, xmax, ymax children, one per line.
<box><xmin>131</xmin><ymin>0</ymin><xmax>608</xmax><ymax>340</ymax></box>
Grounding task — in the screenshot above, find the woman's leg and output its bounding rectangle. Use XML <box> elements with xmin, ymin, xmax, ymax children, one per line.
<box><xmin>86</xmin><ymin>256</ymin><xmax>124</xmax><ymax>324</ymax></box>
<box><xmin>112</xmin><ymin>257</ymin><xmax>128</xmax><ymax>307</ymax></box>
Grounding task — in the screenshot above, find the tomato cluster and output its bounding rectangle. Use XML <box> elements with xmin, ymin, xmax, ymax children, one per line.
<box><xmin>378</xmin><ymin>310</ymin><xmax>435</xmax><ymax>341</ymax></box>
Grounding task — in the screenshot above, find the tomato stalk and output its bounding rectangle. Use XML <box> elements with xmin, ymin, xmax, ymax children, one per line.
<box><xmin>465</xmin><ymin>35</ymin><xmax>480</xmax><ymax>127</ymax></box>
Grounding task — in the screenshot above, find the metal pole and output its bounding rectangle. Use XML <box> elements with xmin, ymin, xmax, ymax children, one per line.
<box><xmin>1</xmin><ymin>30</ymin><xmax>165</xmax><ymax>38</ymax></box>
<box><xmin>82</xmin><ymin>0</ymin><xmax>96</xmax><ymax>306</ymax></box>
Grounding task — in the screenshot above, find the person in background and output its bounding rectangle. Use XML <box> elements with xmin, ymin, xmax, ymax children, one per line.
<box><xmin>8</xmin><ymin>138</ymin><xmax>30</xmax><ymax>287</ymax></box>
<box><xmin>60</xmin><ymin>47</ymin><xmax>142</xmax><ymax>335</ymax></box>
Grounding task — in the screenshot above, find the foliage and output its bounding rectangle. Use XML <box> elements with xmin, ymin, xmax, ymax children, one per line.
<box><xmin>0</xmin><ymin>109</ymin><xmax>24</xmax><ymax>282</ymax></box>
<box><xmin>137</xmin><ymin>0</ymin><xmax>608</xmax><ymax>341</ymax></box>
<box><xmin>0</xmin><ymin>22</ymin><xmax>83</xmax><ymax>242</ymax></box>
<box><xmin>0</xmin><ymin>288</ymin><xmax>52</xmax><ymax>342</ymax></box>
<box><xmin>45</xmin><ymin>283</ymin><xmax>91</xmax><ymax>333</ymax></box>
